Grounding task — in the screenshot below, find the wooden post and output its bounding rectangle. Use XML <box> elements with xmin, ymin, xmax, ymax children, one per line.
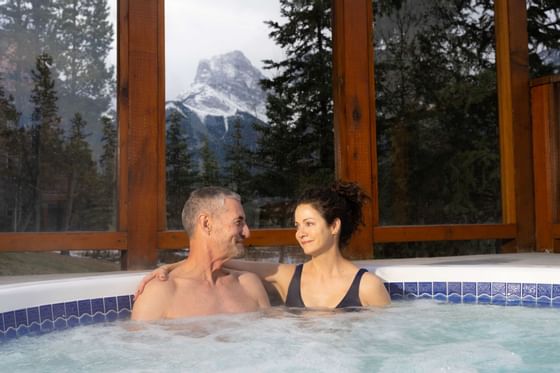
<box><xmin>531</xmin><ymin>76</ymin><xmax>560</xmax><ymax>252</ymax></box>
<box><xmin>118</xmin><ymin>0</ymin><xmax>164</xmax><ymax>269</ymax></box>
<box><xmin>494</xmin><ymin>0</ymin><xmax>534</xmax><ymax>252</ymax></box>
<box><xmin>332</xmin><ymin>0</ymin><xmax>377</xmax><ymax>259</ymax></box>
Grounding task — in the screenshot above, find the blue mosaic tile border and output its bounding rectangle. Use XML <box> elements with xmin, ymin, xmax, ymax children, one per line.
<box><xmin>4</xmin><ymin>281</ymin><xmax>560</xmax><ymax>341</ymax></box>
<box><xmin>385</xmin><ymin>281</ymin><xmax>560</xmax><ymax>307</ymax></box>
<box><xmin>0</xmin><ymin>294</ymin><xmax>133</xmax><ymax>342</ymax></box>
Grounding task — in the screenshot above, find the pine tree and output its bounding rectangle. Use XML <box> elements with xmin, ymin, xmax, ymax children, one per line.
<box><xmin>0</xmin><ymin>0</ymin><xmax>58</xmax><ymax>117</ymax></box>
<box><xmin>99</xmin><ymin>115</ymin><xmax>116</xmax><ymax>183</ymax></box>
<box><xmin>63</xmin><ymin>112</ymin><xmax>97</xmax><ymax>230</ymax></box>
<box><xmin>200</xmin><ymin>136</ymin><xmax>220</xmax><ymax>187</ymax></box>
<box><xmin>28</xmin><ymin>52</ymin><xmax>64</xmax><ymax>231</ymax></box>
<box><xmin>82</xmin><ymin>0</ymin><xmax>115</xmax><ymax>98</ymax></box>
<box><xmin>225</xmin><ymin>117</ymin><xmax>251</xmax><ymax>196</ymax></box>
<box><xmin>166</xmin><ymin>111</ymin><xmax>197</xmax><ymax>228</ymax></box>
<box><xmin>256</xmin><ymin>0</ymin><xmax>334</xmax><ymax>197</ymax></box>
<box><xmin>98</xmin><ymin>114</ymin><xmax>117</xmax><ymax>228</ymax></box>
<box><xmin>54</xmin><ymin>0</ymin><xmax>114</xmax><ymax>143</ymax></box>
<box><xmin>0</xmin><ymin>74</ymin><xmax>22</xmax><ymax>231</ymax></box>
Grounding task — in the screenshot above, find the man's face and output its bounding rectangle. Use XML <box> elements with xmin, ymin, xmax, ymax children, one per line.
<box><xmin>213</xmin><ymin>197</ymin><xmax>250</xmax><ymax>259</ymax></box>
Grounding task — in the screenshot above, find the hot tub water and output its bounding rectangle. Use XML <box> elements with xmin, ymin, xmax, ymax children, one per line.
<box><xmin>3</xmin><ymin>301</ymin><xmax>559</xmax><ymax>372</ymax></box>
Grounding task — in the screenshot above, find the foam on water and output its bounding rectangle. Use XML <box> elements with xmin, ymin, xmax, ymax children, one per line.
<box><xmin>3</xmin><ymin>301</ymin><xmax>560</xmax><ymax>372</ymax></box>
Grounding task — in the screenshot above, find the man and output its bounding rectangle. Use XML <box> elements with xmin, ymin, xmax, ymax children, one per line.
<box><xmin>131</xmin><ymin>187</ymin><xmax>270</xmax><ymax>320</ymax></box>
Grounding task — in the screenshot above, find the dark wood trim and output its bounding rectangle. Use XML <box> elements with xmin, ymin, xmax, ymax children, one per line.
<box><xmin>159</xmin><ymin>224</ymin><xmax>517</xmax><ymax>248</ymax></box>
<box><xmin>0</xmin><ymin>232</ymin><xmax>127</xmax><ymax>251</ymax></box>
<box><xmin>157</xmin><ymin>0</ymin><xmax>167</xmax><ymax>232</ymax></box>
<box><xmin>121</xmin><ymin>0</ymin><xmax>163</xmax><ymax>269</ymax></box>
<box><xmin>531</xmin><ymin>75</ymin><xmax>560</xmax><ymax>87</ymax></box>
<box><xmin>117</xmin><ymin>0</ymin><xmax>129</xmax><ymax>233</ymax></box>
<box><xmin>531</xmin><ymin>78</ymin><xmax>560</xmax><ymax>252</ymax></box>
<box><xmin>494</xmin><ymin>0</ymin><xmax>534</xmax><ymax>251</ymax></box>
<box><xmin>332</xmin><ymin>0</ymin><xmax>377</xmax><ymax>259</ymax></box>
<box><xmin>158</xmin><ymin>229</ymin><xmax>299</xmax><ymax>250</ymax></box>
<box><xmin>373</xmin><ymin>224</ymin><xmax>517</xmax><ymax>243</ymax></box>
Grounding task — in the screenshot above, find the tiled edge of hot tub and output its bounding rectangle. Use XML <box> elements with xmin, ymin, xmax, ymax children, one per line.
<box><xmin>2</xmin><ymin>259</ymin><xmax>560</xmax><ymax>341</ymax></box>
<box><xmin>0</xmin><ymin>294</ymin><xmax>135</xmax><ymax>340</ymax></box>
<box><xmin>368</xmin><ymin>264</ymin><xmax>560</xmax><ymax>307</ymax></box>
<box><xmin>0</xmin><ymin>271</ymin><xmax>147</xmax><ymax>341</ymax></box>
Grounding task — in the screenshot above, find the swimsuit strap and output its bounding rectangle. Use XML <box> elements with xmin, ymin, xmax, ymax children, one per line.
<box><xmin>285</xmin><ymin>265</ymin><xmax>368</xmax><ymax>308</ymax></box>
<box><xmin>285</xmin><ymin>264</ymin><xmax>305</xmax><ymax>307</ymax></box>
<box><xmin>335</xmin><ymin>268</ymin><xmax>368</xmax><ymax>308</ymax></box>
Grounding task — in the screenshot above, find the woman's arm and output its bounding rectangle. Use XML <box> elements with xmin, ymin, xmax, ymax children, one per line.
<box><xmin>225</xmin><ymin>259</ymin><xmax>281</xmax><ymax>282</ymax></box>
<box><xmin>225</xmin><ymin>259</ymin><xmax>295</xmax><ymax>301</ymax></box>
<box><xmin>134</xmin><ymin>258</ymin><xmax>298</xmax><ymax>303</ymax></box>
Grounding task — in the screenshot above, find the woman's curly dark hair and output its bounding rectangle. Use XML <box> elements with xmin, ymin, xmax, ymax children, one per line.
<box><xmin>296</xmin><ymin>180</ymin><xmax>370</xmax><ymax>248</ymax></box>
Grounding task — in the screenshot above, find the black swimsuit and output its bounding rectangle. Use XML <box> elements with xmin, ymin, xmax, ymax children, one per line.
<box><xmin>285</xmin><ymin>264</ymin><xmax>368</xmax><ymax>308</ymax></box>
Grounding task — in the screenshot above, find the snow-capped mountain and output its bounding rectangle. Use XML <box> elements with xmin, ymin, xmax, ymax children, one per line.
<box><xmin>176</xmin><ymin>50</ymin><xmax>267</xmax><ymax>123</ymax></box>
<box><xmin>165</xmin><ymin>50</ymin><xmax>269</xmax><ymax>172</ymax></box>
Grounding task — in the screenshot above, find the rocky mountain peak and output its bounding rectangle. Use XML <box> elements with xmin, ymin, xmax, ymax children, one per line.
<box><xmin>178</xmin><ymin>50</ymin><xmax>267</xmax><ymax>122</ymax></box>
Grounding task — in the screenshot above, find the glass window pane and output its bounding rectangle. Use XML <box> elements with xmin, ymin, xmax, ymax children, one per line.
<box><xmin>527</xmin><ymin>1</ymin><xmax>560</xmax><ymax>77</ymax></box>
<box><xmin>0</xmin><ymin>0</ymin><xmax>118</xmax><ymax>232</ymax></box>
<box><xmin>375</xmin><ymin>240</ymin><xmax>499</xmax><ymax>259</ymax></box>
<box><xmin>374</xmin><ymin>0</ymin><xmax>501</xmax><ymax>226</ymax></box>
<box><xmin>165</xmin><ymin>0</ymin><xmax>334</xmax><ymax>229</ymax></box>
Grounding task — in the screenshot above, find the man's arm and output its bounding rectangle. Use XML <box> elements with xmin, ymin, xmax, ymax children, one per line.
<box><xmin>131</xmin><ymin>280</ymin><xmax>173</xmax><ymax>321</ymax></box>
<box><xmin>238</xmin><ymin>272</ymin><xmax>271</xmax><ymax>309</ymax></box>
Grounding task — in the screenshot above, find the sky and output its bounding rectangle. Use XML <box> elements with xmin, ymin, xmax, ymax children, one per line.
<box><xmin>165</xmin><ymin>0</ymin><xmax>284</xmax><ymax>99</ymax></box>
<box><xmin>108</xmin><ymin>1</ymin><xmax>285</xmax><ymax>100</ymax></box>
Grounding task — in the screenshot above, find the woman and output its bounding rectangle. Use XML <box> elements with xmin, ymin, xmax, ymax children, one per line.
<box><xmin>136</xmin><ymin>180</ymin><xmax>390</xmax><ymax>309</ymax></box>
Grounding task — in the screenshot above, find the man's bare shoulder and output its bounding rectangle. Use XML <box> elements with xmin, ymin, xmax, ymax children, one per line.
<box><xmin>131</xmin><ymin>275</ymin><xmax>175</xmax><ymax>320</ymax></box>
<box><xmin>145</xmin><ymin>273</ymin><xmax>177</xmax><ymax>293</ymax></box>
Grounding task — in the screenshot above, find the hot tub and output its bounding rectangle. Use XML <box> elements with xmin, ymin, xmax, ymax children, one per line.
<box><xmin>2</xmin><ymin>253</ymin><xmax>560</xmax><ymax>372</ymax></box>
<box><xmin>2</xmin><ymin>253</ymin><xmax>560</xmax><ymax>339</ymax></box>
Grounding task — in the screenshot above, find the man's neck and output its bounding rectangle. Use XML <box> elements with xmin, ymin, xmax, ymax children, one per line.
<box><xmin>175</xmin><ymin>246</ymin><xmax>230</xmax><ymax>285</ymax></box>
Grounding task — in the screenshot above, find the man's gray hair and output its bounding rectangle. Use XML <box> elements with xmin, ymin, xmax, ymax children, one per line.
<box><xmin>181</xmin><ymin>186</ymin><xmax>241</xmax><ymax>236</ymax></box>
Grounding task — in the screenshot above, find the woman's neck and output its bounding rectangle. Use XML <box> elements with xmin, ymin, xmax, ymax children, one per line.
<box><xmin>308</xmin><ymin>246</ymin><xmax>347</xmax><ymax>277</ymax></box>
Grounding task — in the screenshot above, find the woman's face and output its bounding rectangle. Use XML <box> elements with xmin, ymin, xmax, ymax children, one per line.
<box><xmin>294</xmin><ymin>203</ymin><xmax>338</xmax><ymax>256</ymax></box>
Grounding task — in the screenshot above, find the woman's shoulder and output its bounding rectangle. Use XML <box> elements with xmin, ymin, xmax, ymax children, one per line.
<box><xmin>360</xmin><ymin>270</ymin><xmax>384</xmax><ymax>286</ymax></box>
<box><xmin>359</xmin><ymin>271</ymin><xmax>391</xmax><ymax>306</ymax></box>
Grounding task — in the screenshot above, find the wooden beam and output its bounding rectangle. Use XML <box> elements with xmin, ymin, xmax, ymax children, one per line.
<box><xmin>373</xmin><ymin>224</ymin><xmax>516</xmax><ymax>243</ymax></box>
<box><xmin>117</xmin><ymin>0</ymin><xmax>129</xmax><ymax>234</ymax></box>
<box><xmin>332</xmin><ymin>0</ymin><xmax>377</xmax><ymax>259</ymax></box>
<box><xmin>494</xmin><ymin>0</ymin><xmax>534</xmax><ymax>251</ymax></box>
<box><xmin>120</xmin><ymin>0</ymin><xmax>164</xmax><ymax>269</ymax></box>
<box><xmin>156</xmin><ymin>0</ymin><xmax>167</xmax><ymax>232</ymax></box>
<box><xmin>0</xmin><ymin>232</ymin><xmax>127</xmax><ymax>252</ymax></box>
<box><xmin>159</xmin><ymin>224</ymin><xmax>518</xmax><ymax>248</ymax></box>
<box><xmin>158</xmin><ymin>229</ymin><xmax>299</xmax><ymax>250</ymax></box>
<box><xmin>531</xmin><ymin>77</ymin><xmax>560</xmax><ymax>252</ymax></box>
